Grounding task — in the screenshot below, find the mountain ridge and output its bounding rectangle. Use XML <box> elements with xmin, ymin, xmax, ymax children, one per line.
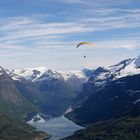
<box><xmin>65</xmin><ymin>56</ymin><xmax>140</xmax><ymax>126</ymax></box>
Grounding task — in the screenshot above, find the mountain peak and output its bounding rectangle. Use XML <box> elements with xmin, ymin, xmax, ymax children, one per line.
<box><xmin>8</xmin><ymin>67</ymin><xmax>87</xmax><ymax>82</ymax></box>
<box><xmin>134</xmin><ymin>55</ymin><xmax>140</xmax><ymax>68</ymax></box>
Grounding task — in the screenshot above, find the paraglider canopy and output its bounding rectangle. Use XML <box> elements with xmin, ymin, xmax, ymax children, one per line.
<box><xmin>76</xmin><ymin>42</ymin><xmax>95</xmax><ymax>48</ymax></box>
<box><xmin>76</xmin><ymin>42</ymin><xmax>95</xmax><ymax>58</ymax></box>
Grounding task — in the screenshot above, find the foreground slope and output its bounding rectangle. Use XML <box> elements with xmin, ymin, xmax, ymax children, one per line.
<box><xmin>62</xmin><ymin>116</ymin><xmax>140</xmax><ymax>140</ymax></box>
<box><xmin>0</xmin><ymin>115</ymin><xmax>49</xmax><ymax>140</ymax></box>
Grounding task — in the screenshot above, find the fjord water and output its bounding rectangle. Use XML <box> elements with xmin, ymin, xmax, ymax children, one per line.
<box><xmin>29</xmin><ymin>115</ymin><xmax>83</xmax><ymax>140</ymax></box>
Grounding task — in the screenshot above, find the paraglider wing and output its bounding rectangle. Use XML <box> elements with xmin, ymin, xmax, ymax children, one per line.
<box><xmin>76</xmin><ymin>42</ymin><xmax>95</xmax><ymax>48</ymax></box>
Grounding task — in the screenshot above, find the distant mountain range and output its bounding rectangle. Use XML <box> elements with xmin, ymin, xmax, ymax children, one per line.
<box><xmin>8</xmin><ymin>67</ymin><xmax>87</xmax><ymax>82</ymax></box>
<box><xmin>0</xmin><ymin>56</ymin><xmax>140</xmax><ymax>139</ymax></box>
<box><xmin>0</xmin><ymin>66</ymin><xmax>88</xmax><ymax>119</ymax></box>
<box><xmin>1</xmin><ymin>56</ymin><xmax>140</xmax><ymax>120</ymax></box>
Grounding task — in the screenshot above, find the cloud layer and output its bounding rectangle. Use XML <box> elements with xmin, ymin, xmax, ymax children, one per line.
<box><xmin>0</xmin><ymin>0</ymin><xmax>140</xmax><ymax>69</ymax></box>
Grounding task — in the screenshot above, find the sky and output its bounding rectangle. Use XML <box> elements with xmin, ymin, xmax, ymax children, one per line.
<box><xmin>0</xmin><ymin>0</ymin><xmax>140</xmax><ymax>70</ymax></box>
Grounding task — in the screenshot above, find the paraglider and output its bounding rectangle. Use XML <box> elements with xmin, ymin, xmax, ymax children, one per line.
<box><xmin>76</xmin><ymin>42</ymin><xmax>95</xmax><ymax>58</ymax></box>
<box><xmin>76</xmin><ymin>42</ymin><xmax>95</xmax><ymax>48</ymax></box>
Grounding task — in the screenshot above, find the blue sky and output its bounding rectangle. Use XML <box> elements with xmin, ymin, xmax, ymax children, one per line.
<box><xmin>0</xmin><ymin>0</ymin><xmax>140</xmax><ymax>70</ymax></box>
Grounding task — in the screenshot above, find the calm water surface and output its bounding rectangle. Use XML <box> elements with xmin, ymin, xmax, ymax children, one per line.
<box><xmin>29</xmin><ymin>115</ymin><xmax>83</xmax><ymax>140</ymax></box>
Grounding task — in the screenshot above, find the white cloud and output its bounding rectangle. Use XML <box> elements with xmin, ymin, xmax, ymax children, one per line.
<box><xmin>96</xmin><ymin>40</ymin><xmax>138</xmax><ymax>49</ymax></box>
<box><xmin>0</xmin><ymin>1</ymin><xmax>140</xmax><ymax>70</ymax></box>
<box><xmin>0</xmin><ymin>8</ymin><xmax>140</xmax><ymax>45</ymax></box>
<box><xmin>59</xmin><ymin>0</ymin><xmax>137</xmax><ymax>7</ymax></box>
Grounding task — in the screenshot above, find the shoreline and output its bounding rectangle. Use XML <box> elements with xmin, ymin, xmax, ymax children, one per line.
<box><xmin>34</xmin><ymin>131</ymin><xmax>51</xmax><ymax>140</ymax></box>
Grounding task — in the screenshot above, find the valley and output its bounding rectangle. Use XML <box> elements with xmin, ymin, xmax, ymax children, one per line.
<box><xmin>0</xmin><ymin>56</ymin><xmax>140</xmax><ymax>140</ymax></box>
<box><xmin>0</xmin><ymin>0</ymin><xmax>140</xmax><ymax>139</ymax></box>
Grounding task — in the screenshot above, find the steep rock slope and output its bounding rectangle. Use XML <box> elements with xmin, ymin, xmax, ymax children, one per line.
<box><xmin>66</xmin><ymin>57</ymin><xmax>140</xmax><ymax>125</ymax></box>
<box><xmin>0</xmin><ymin>66</ymin><xmax>37</xmax><ymax>118</ymax></box>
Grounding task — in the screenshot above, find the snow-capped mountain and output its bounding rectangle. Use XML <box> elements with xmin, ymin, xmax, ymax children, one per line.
<box><xmin>5</xmin><ymin>67</ymin><xmax>89</xmax><ymax>118</ymax></box>
<box><xmin>66</xmin><ymin>56</ymin><xmax>140</xmax><ymax>126</ymax></box>
<box><xmin>2</xmin><ymin>56</ymin><xmax>140</xmax><ymax>120</ymax></box>
<box><xmin>8</xmin><ymin>56</ymin><xmax>140</xmax><ymax>86</ymax></box>
<box><xmin>88</xmin><ymin>56</ymin><xmax>140</xmax><ymax>88</ymax></box>
<box><xmin>72</xmin><ymin>57</ymin><xmax>140</xmax><ymax>106</ymax></box>
<box><xmin>109</xmin><ymin>57</ymin><xmax>140</xmax><ymax>78</ymax></box>
<box><xmin>8</xmin><ymin>67</ymin><xmax>87</xmax><ymax>82</ymax></box>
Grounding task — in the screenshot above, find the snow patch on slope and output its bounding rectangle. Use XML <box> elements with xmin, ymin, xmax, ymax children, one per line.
<box><xmin>133</xmin><ymin>99</ymin><xmax>140</xmax><ymax>104</ymax></box>
<box><xmin>64</xmin><ymin>107</ymin><xmax>73</xmax><ymax>114</ymax></box>
<box><xmin>100</xmin><ymin>57</ymin><xmax>140</xmax><ymax>80</ymax></box>
<box><xmin>13</xmin><ymin>67</ymin><xmax>47</xmax><ymax>81</ymax></box>
<box><xmin>116</xmin><ymin>58</ymin><xmax>140</xmax><ymax>78</ymax></box>
<box><xmin>134</xmin><ymin>55</ymin><xmax>140</xmax><ymax>68</ymax></box>
<box><xmin>5</xmin><ymin>56</ymin><xmax>140</xmax><ymax>83</ymax></box>
<box><xmin>27</xmin><ymin>113</ymin><xmax>46</xmax><ymax>124</ymax></box>
<box><xmin>0</xmin><ymin>67</ymin><xmax>5</xmax><ymax>76</ymax></box>
<box><xmin>88</xmin><ymin>56</ymin><xmax>140</xmax><ymax>87</ymax></box>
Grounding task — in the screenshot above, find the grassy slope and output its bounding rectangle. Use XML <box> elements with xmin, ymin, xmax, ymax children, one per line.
<box><xmin>61</xmin><ymin>116</ymin><xmax>140</xmax><ymax>140</ymax></box>
<box><xmin>0</xmin><ymin>115</ymin><xmax>50</xmax><ymax>140</ymax></box>
<box><xmin>0</xmin><ymin>97</ymin><xmax>38</xmax><ymax>119</ymax></box>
